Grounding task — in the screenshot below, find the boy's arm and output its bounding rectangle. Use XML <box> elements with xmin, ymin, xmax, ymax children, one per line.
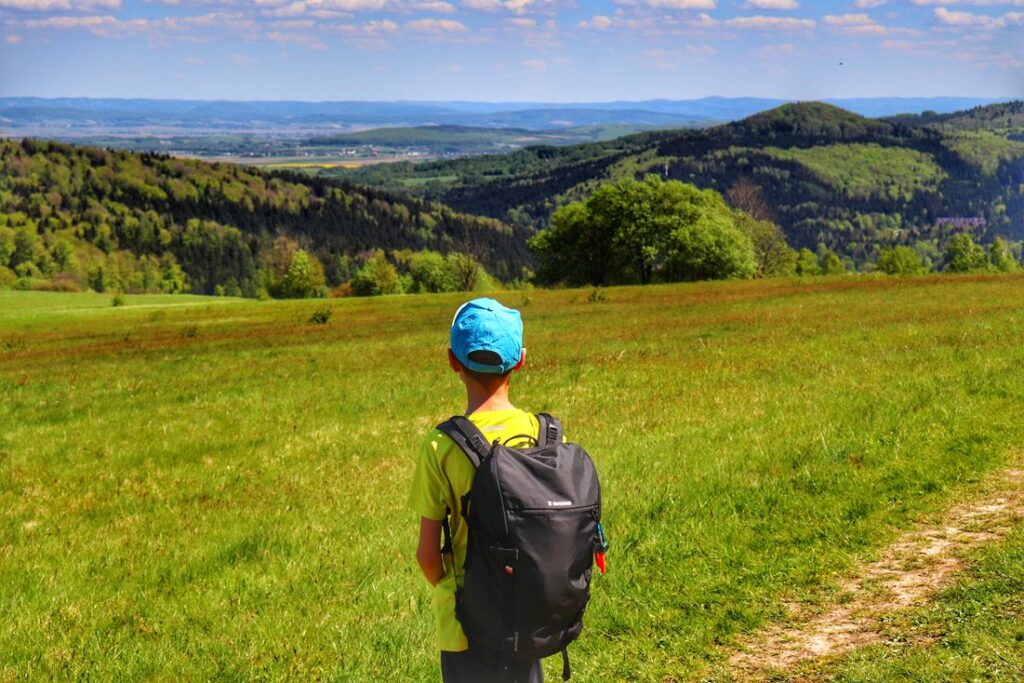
<box><xmin>416</xmin><ymin>517</ymin><xmax>444</xmax><ymax>586</ymax></box>
<box><xmin>409</xmin><ymin>431</ymin><xmax>450</xmax><ymax>586</ymax></box>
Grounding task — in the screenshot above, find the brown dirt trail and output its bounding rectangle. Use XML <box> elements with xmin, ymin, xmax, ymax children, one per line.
<box><xmin>726</xmin><ymin>463</ymin><xmax>1024</xmax><ymax>679</ymax></box>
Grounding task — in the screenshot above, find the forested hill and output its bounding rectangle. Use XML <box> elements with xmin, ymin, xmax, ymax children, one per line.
<box><xmin>0</xmin><ymin>139</ymin><xmax>530</xmax><ymax>295</ymax></box>
<box><xmin>886</xmin><ymin>101</ymin><xmax>1024</xmax><ymax>134</ymax></box>
<box><xmin>335</xmin><ymin>102</ymin><xmax>1024</xmax><ymax>266</ymax></box>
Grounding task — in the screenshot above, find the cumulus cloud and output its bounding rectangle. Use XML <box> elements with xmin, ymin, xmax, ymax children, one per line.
<box><xmin>16</xmin><ymin>11</ymin><xmax>257</xmax><ymax>37</ymax></box>
<box><xmin>613</xmin><ymin>0</ymin><xmax>717</xmax><ymax>8</ymax></box>
<box><xmin>405</xmin><ymin>17</ymin><xmax>467</xmax><ymax>31</ymax></box>
<box><xmin>934</xmin><ymin>6</ymin><xmax>1024</xmax><ymax>26</ymax></box>
<box><xmin>460</xmin><ymin>0</ymin><xmax>559</xmax><ymax>13</ymax></box>
<box><xmin>577</xmin><ymin>14</ymin><xmax>613</xmax><ymax>29</ymax></box>
<box><xmin>912</xmin><ymin>0</ymin><xmax>1024</xmax><ymax>5</ymax></box>
<box><xmin>823</xmin><ymin>13</ymin><xmax>918</xmax><ymax>35</ymax></box>
<box><xmin>742</xmin><ymin>0</ymin><xmax>799</xmax><ymax>9</ymax></box>
<box><xmin>854</xmin><ymin>0</ymin><xmax>886</xmax><ymax>7</ymax></box>
<box><xmin>724</xmin><ymin>15</ymin><xmax>814</xmax><ymax>30</ymax></box>
<box><xmin>331</xmin><ymin>17</ymin><xmax>398</xmax><ymax>37</ymax></box>
<box><xmin>266</xmin><ymin>29</ymin><xmax>325</xmax><ymax>47</ymax></box>
<box><xmin>0</xmin><ymin>0</ymin><xmax>120</xmax><ymax>10</ymax></box>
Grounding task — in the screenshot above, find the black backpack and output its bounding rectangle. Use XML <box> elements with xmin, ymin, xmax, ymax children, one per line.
<box><xmin>438</xmin><ymin>413</ymin><xmax>605</xmax><ymax>681</ymax></box>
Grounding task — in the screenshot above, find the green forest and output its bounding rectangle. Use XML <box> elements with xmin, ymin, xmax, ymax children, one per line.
<box><xmin>0</xmin><ymin>139</ymin><xmax>530</xmax><ymax>296</ymax></box>
<box><xmin>3</xmin><ymin>101</ymin><xmax>1024</xmax><ymax>297</ymax></box>
<box><xmin>335</xmin><ymin>102</ymin><xmax>1024</xmax><ymax>269</ymax></box>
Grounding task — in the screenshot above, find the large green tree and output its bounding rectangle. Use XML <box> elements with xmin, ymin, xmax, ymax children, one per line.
<box><xmin>530</xmin><ymin>175</ymin><xmax>768</xmax><ymax>286</ymax></box>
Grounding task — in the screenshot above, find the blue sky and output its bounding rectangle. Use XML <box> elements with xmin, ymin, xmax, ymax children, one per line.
<box><xmin>1</xmin><ymin>0</ymin><xmax>1022</xmax><ymax>101</ymax></box>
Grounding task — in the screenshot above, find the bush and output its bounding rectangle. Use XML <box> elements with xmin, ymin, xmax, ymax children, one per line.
<box><xmin>111</xmin><ymin>293</ymin><xmax>126</xmax><ymax>307</ymax></box>
<box><xmin>945</xmin><ymin>233</ymin><xmax>989</xmax><ymax>273</ymax></box>
<box><xmin>308</xmin><ymin>306</ymin><xmax>333</xmax><ymax>325</ymax></box>
<box><xmin>35</xmin><ymin>272</ymin><xmax>83</xmax><ymax>292</ymax></box>
<box><xmin>330</xmin><ymin>282</ymin><xmax>354</xmax><ymax>298</ymax></box>
<box><xmin>794</xmin><ymin>248</ymin><xmax>821</xmax><ymax>276</ymax></box>
<box><xmin>351</xmin><ymin>250</ymin><xmax>404</xmax><ymax>296</ymax></box>
<box><xmin>878</xmin><ymin>246</ymin><xmax>927</xmax><ymax>275</ymax></box>
<box><xmin>0</xmin><ymin>266</ymin><xmax>15</xmax><ymax>289</ymax></box>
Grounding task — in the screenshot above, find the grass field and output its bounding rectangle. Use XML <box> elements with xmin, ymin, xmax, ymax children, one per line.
<box><xmin>2</xmin><ymin>277</ymin><xmax>1024</xmax><ymax>681</ymax></box>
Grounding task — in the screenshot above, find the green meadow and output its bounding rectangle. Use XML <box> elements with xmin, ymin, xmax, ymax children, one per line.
<box><xmin>2</xmin><ymin>276</ymin><xmax>1024</xmax><ymax>681</ymax></box>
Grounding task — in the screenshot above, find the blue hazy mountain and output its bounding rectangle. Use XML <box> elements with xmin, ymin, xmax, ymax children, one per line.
<box><xmin>0</xmin><ymin>96</ymin><xmax>1011</xmax><ymax>132</ymax></box>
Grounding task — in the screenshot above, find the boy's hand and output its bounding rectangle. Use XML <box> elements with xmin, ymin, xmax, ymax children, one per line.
<box><xmin>416</xmin><ymin>517</ymin><xmax>445</xmax><ymax>586</ymax></box>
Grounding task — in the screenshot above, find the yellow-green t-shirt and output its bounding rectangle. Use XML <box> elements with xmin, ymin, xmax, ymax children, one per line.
<box><xmin>408</xmin><ymin>408</ymin><xmax>541</xmax><ymax>652</ymax></box>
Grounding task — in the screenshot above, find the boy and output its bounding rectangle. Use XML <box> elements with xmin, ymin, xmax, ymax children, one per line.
<box><xmin>408</xmin><ymin>297</ymin><xmax>544</xmax><ymax>683</ymax></box>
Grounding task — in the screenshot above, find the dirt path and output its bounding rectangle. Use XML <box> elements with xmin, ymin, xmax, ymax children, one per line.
<box><xmin>727</xmin><ymin>463</ymin><xmax>1024</xmax><ymax>680</ymax></box>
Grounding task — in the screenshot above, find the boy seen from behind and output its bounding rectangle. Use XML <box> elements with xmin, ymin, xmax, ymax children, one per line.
<box><xmin>408</xmin><ymin>298</ymin><xmax>544</xmax><ymax>682</ymax></box>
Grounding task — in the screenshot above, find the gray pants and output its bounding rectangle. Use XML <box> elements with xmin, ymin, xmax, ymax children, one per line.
<box><xmin>440</xmin><ymin>648</ymin><xmax>543</xmax><ymax>683</ymax></box>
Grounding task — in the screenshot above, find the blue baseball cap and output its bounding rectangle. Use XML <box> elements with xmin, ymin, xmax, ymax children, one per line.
<box><xmin>450</xmin><ymin>298</ymin><xmax>523</xmax><ymax>375</ymax></box>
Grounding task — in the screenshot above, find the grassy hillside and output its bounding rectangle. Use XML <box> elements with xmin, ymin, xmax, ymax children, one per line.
<box><xmin>0</xmin><ymin>139</ymin><xmax>529</xmax><ymax>295</ymax></box>
<box><xmin>334</xmin><ymin>102</ymin><xmax>1024</xmax><ymax>265</ymax></box>
<box><xmin>2</xmin><ymin>276</ymin><xmax>1024</xmax><ymax>680</ymax></box>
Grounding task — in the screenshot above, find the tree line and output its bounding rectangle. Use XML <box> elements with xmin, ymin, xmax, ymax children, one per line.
<box><xmin>0</xmin><ymin>138</ymin><xmax>528</xmax><ymax>296</ymax></box>
<box><xmin>337</xmin><ymin>103</ymin><xmax>1024</xmax><ymax>272</ymax></box>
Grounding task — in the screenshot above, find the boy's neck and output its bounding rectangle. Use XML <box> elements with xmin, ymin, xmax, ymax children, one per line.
<box><xmin>465</xmin><ymin>383</ymin><xmax>516</xmax><ymax>415</ymax></box>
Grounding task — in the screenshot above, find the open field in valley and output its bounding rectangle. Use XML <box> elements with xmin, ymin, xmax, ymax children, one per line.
<box><xmin>2</xmin><ymin>276</ymin><xmax>1024</xmax><ymax>681</ymax></box>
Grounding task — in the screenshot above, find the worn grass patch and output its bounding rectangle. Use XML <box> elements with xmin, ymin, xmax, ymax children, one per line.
<box><xmin>2</xmin><ymin>275</ymin><xmax>1024</xmax><ymax>681</ymax></box>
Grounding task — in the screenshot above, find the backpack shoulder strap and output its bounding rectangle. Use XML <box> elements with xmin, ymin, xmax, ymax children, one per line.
<box><xmin>536</xmin><ymin>412</ymin><xmax>563</xmax><ymax>446</ymax></box>
<box><xmin>437</xmin><ymin>415</ymin><xmax>491</xmax><ymax>469</ymax></box>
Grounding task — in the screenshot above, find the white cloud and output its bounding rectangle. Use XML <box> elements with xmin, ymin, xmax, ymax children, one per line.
<box><xmin>331</xmin><ymin>18</ymin><xmax>398</xmax><ymax>36</ymax></box>
<box><xmin>578</xmin><ymin>14</ymin><xmax>613</xmax><ymax>29</ymax></box>
<box><xmin>742</xmin><ymin>0</ymin><xmax>798</xmax><ymax>9</ymax></box>
<box><xmin>405</xmin><ymin>17</ymin><xmax>467</xmax><ymax>31</ymax></box>
<box><xmin>4</xmin><ymin>33</ymin><xmax>24</xmax><ymax>42</ymax></box>
<box><xmin>16</xmin><ymin>11</ymin><xmax>258</xmax><ymax>37</ymax></box>
<box><xmin>934</xmin><ymin>6</ymin><xmax>1024</xmax><ymax>26</ymax></box>
<box><xmin>912</xmin><ymin>0</ymin><xmax>1024</xmax><ymax>5</ymax></box>
<box><xmin>854</xmin><ymin>0</ymin><xmax>887</xmax><ymax>7</ymax></box>
<box><xmin>522</xmin><ymin>58</ymin><xmax>546</xmax><ymax>70</ymax></box>
<box><xmin>0</xmin><ymin>0</ymin><xmax>120</xmax><ymax>10</ymax></box>
<box><xmin>266</xmin><ymin>29</ymin><xmax>325</xmax><ymax>47</ymax></box>
<box><xmin>724</xmin><ymin>15</ymin><xmax>814</xmax><ymax>30</ymax></box>
<box><xmin>613</xmin><ymin>0</ymin><xmax>717</xmax><ymax>8</ymax></box>
<box><xmin>231</xmin><ymin>52</ymin><xmax>258</xmax><ymax>64</ymax></box>
<box><xmin>822</xmin><ymin>12</ymin><xmax>918</xmax><ymax>34</ymax></box>
<box><xmin>460</xmin><ymin>0</ymin><xmax>558</xmax><ymax>13</ymax></box>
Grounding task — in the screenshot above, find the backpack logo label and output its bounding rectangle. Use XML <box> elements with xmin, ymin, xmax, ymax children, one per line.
<box><xmin>547</xmin><ymin>500</ymin><xmax>573</xmax><ymax>507</ymax></box>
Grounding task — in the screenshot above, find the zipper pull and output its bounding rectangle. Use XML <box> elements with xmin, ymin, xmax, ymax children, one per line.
<box><xmin>594</xmin><ymin>522</ymin><xmax>609</xmax><ymax>574</ymax></box>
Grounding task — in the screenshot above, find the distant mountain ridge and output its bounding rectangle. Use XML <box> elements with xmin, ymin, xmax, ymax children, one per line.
<box><xmin>0</xmin><ymin>96</ymin><xmax>1012</xmax><ymax>133</ymax></box>
<box><xmin>335</xmin><ymin>101</ymin><xmax>1024</xmax><ymax>266</ymax></box>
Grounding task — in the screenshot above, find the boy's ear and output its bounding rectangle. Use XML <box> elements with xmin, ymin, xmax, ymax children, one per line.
<box><xmin>447</xmin><ymin>348</ymin><xmax>463</xmax><ymax>373</ymax></box>
<box><xmin>512</xmin><ymin>348</ymin><xmax>526</xmax><ymax>372</ymax></box>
